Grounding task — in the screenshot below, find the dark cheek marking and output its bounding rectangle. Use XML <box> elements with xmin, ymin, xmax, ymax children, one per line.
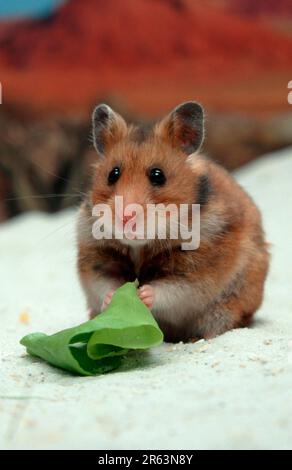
<box><xmin>196</xmin><ymin>174</ymin><xmax>211</xmax><ymax>207</ymax></box>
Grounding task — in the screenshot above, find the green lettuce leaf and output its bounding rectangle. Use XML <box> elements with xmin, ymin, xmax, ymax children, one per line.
<box><xmin>20</xmin><ymin>281</ymin><xmax>163</xmax><ymax>376</ymax></box>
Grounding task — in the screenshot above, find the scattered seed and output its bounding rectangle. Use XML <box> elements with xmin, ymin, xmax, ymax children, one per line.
<box><xmin>19</xmin><ymin>311</ymin><xmax>30</xmax><ymax>324</ymax></box>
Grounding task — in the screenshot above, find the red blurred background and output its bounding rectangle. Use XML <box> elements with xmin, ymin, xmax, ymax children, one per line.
<box><xmin>0</xmin><ymin>0</ymin><xmax>292</xmax><ymax>221</ymax></box>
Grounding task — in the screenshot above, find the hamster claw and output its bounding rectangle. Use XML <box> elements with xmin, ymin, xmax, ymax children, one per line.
<box><xmin>101</xmin><ymin>289</ymin><xmax>115</xmax><ymax>311</ymax></box>
<box><xmin>139</xmin><ymin>284</ymin><xmax>155</xmax><ymax>309</ymax></box>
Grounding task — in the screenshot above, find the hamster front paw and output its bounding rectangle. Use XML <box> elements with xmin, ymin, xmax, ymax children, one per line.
<box><xmin>139</xmin><ymin>284</ymin><xmax>155</xmax><ymax>309</ymax></box>
<box><xmin>101</xmin><ymin>289</ymin><xmax>116</xmax><ymax>311</ymax></box>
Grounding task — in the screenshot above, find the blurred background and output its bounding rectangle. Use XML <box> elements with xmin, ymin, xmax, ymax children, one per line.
<box><xmin>0</xmin><ymin>0</ymin><xmax>291</xmax><ymax>222</ymax></box>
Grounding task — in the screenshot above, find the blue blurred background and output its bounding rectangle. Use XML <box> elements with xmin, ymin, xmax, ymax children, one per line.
<box><xmin>0</xmin><ymin>0</ymin><xmax>64</xmax><ymax>18</ymax></box>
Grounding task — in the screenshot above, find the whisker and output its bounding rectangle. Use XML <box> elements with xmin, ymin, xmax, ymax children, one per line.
<box><xmin>23</xmin><ymin>155</ymin><xmax>72</xmax><ymax>185</ymax></box>
<box><xmin>2</xmin><ymin>139</ymin><xmax>90</xmax><ymax>197</ymax></box>
<box><xmin>33</xmin><ymin>215</ymin><xmax>78</xmax><ymax>246</ymax></box>
<box><xmin>5</xmin><ymin>193</ymin><xmax>85</xmax><ymax>202</ymax></box>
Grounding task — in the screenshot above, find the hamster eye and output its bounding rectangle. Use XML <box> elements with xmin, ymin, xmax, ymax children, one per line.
<box><xmin>108</xmin><ymin>167</ymin><xmax>121</xmax><ymax>185</ymax></box>
<box><xmin>148</xmin><ymin>168</ymin><xmax>166</xmax><ymax>187</ymax></box>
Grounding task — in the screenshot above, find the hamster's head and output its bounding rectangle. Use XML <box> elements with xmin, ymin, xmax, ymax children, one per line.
<box><xmin>90</xmin><ymin>102</ymin><xmax>206</xmax><ymax>247</ymax></box>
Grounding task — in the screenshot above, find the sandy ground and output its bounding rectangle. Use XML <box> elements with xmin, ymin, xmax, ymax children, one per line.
<box><xmin>0</xmin><ymin>148</ymin><xmax>291</xmax><ymax>450</ymax></box>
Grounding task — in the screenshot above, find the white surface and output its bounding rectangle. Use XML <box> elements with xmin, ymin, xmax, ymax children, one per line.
<box><xmin>0</xmin><ymin>148</ymin><xmax>291</xmax><ymax>450</ymax></box>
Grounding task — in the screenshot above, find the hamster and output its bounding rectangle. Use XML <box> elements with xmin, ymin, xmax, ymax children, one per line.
<box><xmin>77</xmin><ymin>102</ymin><xmax>269</xmax><ymax>342</ymax></box>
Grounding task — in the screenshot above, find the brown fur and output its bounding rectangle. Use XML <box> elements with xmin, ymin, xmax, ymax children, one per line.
<box><xmin>77</xmin><ymin>103</ymin><xmax>269</xmax><ymax>342</ymax></box>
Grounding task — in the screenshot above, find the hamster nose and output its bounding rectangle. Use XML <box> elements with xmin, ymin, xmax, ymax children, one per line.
<box><xmin>123</xmin><ymin>214</ymin><xmax>135</xmax><ymax>226</ymax></box>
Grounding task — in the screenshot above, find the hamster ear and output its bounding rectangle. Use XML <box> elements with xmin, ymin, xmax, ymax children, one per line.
<box><xmin>156</xmin><ymin>101</ymin><xmax>204</xmax><ymax>155</ymax></box>
<box><xmin>92</xmin><ymin>104</ymin><xmax>127</xmax><ymax>156</ymax></box>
